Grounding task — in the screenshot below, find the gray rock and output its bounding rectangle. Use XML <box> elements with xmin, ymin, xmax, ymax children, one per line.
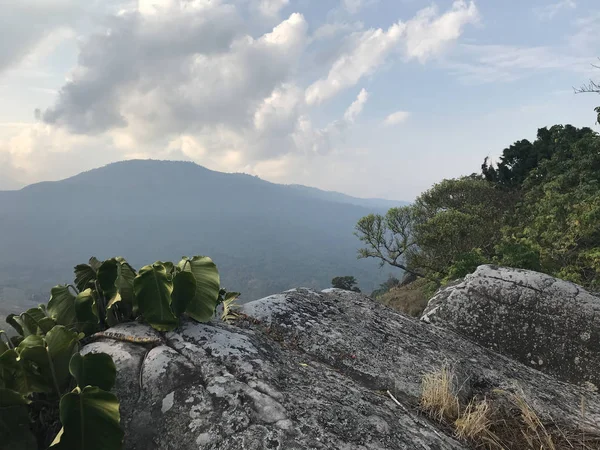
<box><xmin>83</xmin><ymin>287</ymin><xmax>600</xmax><ymax>449</ymax></box>
<box><xmin>422</xmin><ymin>265</ymin><xmax>600</xmax><ymax>389</ymax></box>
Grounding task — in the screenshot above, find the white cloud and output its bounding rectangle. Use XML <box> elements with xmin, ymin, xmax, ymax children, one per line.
<box><xmin>383</xmin><ymin>110</ymin><xmax>410</xmax><ymax>126</ymax></box>
<box><xmin>305</xmin><ymin>0</ymin><xmax>478</xmax><ymax>104</ymax></box>
<box><xmin>342</xmin><ymin>0</ymin><xmax>363</xmax><ymax>14</ymax></box>
<box><xmin>447</xmin><ymin>43</ymin><xmax>596</xmax><ymax>84</ymax></box>
<box><xmin>293</xmin><ymin>88</ymin><xmax>369</xmax><ymax>155</ymax></box>
<box><xmin>0</xmin><ymin>0</ymin><xmax>81</xmax><ymax>74</ymax></box>
<box><xmin>344</xmin><ymin>88</ymin><xmax>368</xmax><ymax>122</ymax></box>
<box><xmin>258</xmin><ymin>0</ymin><xmax>289</xmax><ymax>17</ymax></box>
<box><xmin>402</xmin><ymin>0</ymin><xmax>479</xmax><ymax>62</ymax></box>
<box><xmin>42</xmin><ymin>7</ymin><xmax>308</xmax><ymax>138</ymax></box>
<box><xmin>0</xmin><ymin>0</ymin><xmax>478</xmax><ymax>193</ymax></box>
<box><xmin>534</xmin><ymin>0</ymin><xmax>576</xmax><ymax>21</ymax></box>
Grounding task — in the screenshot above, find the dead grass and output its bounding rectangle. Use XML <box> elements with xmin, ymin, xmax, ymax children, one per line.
<box><xmin>455</xmin><ymin>398</ymin><xmax>502</xmax><ymax>448</ymax></box>
<box><xmin>420</xmin><ymin>364</ymin><xmax>460</xmax><ymax>422</ymax></box>
<box><xmin>419</xmin><ymin>366</ymin><xmax>600</xmax><ymax>450</ymax></box>
<box><xmin>379</xmin><ymin>278</ymin><xmax>431</xmax><ymax>317</ymax></box>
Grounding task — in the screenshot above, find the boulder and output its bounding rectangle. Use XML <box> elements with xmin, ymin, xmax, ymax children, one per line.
<box><xmin>422</xmin><ymin>265</ymin><xmax>600</xmax><ymax>388</ymax></box>
<box><xmin>83</xmin><ymin>287</ymin><xmax>600</xmax><ymax>449</ymax></box>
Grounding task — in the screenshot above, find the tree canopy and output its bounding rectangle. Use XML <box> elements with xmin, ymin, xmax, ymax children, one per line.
<box><xmin>356</xmin><ymin>118</ymin><xmax>600</xmax><ymax>292</ymax></box>
<box><xmin>331</xmin><ymin>276</ymin><xmax>361</xmax><ymax>292</ymax></box>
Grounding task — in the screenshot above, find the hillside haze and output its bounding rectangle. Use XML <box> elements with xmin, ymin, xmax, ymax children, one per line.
<box><xmin>0</xmin><ymin>160</ymin><xmax>404</xmax><ymax>316</ymax></box>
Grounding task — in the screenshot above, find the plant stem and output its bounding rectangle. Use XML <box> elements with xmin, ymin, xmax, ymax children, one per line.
<box><xmin>46</xmin><ymin>344</ymin><xmax>62</xmax><ymax>398</ymax></box>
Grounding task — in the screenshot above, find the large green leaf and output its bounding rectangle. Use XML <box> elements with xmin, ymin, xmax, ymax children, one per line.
<box><xmin>74</xmin><ymin>264</ymin><xmax>97</xmax><ymax>292</ymax></box>
<box><xmin>0</xmin><ymin>388</ymin><xmax>36</xmax><ymax>450</ymax></box>
<box><xmin>133</xmin><ymin>263</ymin><xmax>178</xmax><ymax>331</ymax></box>
<box><xmin>171</xmin><ymin>271</ymin><xmax>196</xmax><ymax>317</ymax></box>
<box><xmin>6</xmin><ymin>307</ymin><xmax>56</xmax><ymax>338</ymax></box>
<box><xmin>23</xmin><ymin>307</ymin><xmax>56</xmax><ymax>336</ymax></box>
<box><xmin>47</xmin><ymin>286</ymin><xmax>77</xmax><ymax>328</ymax></box>
<box><xmin>69</xmin><ymin>353</ymin><xmax>116</xmax><ymax>391</ymax></box>
<box><xmin>0</xmin><ymin>332</ymin><xmax>8</xmax><ymax>355</ymax></box>
<box><xmin>115</xmin><ymin>257</ymin><xmax>137</xmax><ymax>315</ymax></box>
<box><xmin>0</xmin><ymin>350</ymin><xmax>29</xmax><ymax>394</ymax></box>
<box><xmin>51</xmin><ymin>386</ymin><xmax>123</xmax><ymax>450</ymax></box>
<box><xmin>74</xmin><ymin>289</ymin><xmax>99</xmax><ymax>336</ymax></box>
<box><xmin>178</xmin><ymin>256</ymin><xmax>220</xmax><ymax>322</ymax></box>
<box><xmin>6</xmin><ymin>314</ymin><xmax>25</xmax><ymax>337</ymax></box>
<box><xmin>45</xmin><ymin>326</ymin><xmax>80</xmax><ymax>391</ymax></box>
<box><xmin>98</xmin><ymin>258</ymin><xmax>136</xmax><ymax>323</ymax></box>
<box><xmin>17</xmin><ymin>326</ymin><xmax>79</xmax><ymax>395</ymax></box>
<box><xmin>88</xmin><ymin>257</ymin><xmax>103</xmax><ymax>272</ymax></box>
<box><xmin>15</xmin><ymin>335</ymin><xmax>54</xmax><ymax>394</ymax></box>
<box><xmin>97</xmin><ymin>259</ymin><xmax>119</xmax><ymax>307</ymax></box>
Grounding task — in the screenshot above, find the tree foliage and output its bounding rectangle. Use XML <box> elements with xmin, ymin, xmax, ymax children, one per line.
<box><xmin>502</xmin><ymin>132</ymin><xmax>600</xmax><ymax>287</ymax></box>
<box><xmin>355</xmin><ymin>207</ymin><xmax>422</xmax><ymax>277</ymax></box>
<box><xmin>331</xmin><ymin>276</ymin><xmax>361</xmax><ymax>292</ymax></box>
<box><xmin>410</xmin><ymin>177</ymin><xmax>515</xmax><ymax>279</ymax></box>
<box><xmin>2</xmin><ymin>253</ymin><xmax>230</xmax><ymax>450</ymax></box>
<box><xmin>482</xmin><ymin>125</ymin><xmax>595</xmax><ymax>187</ymax></box>
<box><xmin>356</xmin><ymin>119</ymin><xmax>600</xmax><ymax>292</ymax></box>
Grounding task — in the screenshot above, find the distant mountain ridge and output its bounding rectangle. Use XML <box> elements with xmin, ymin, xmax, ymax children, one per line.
<box><xmin>8</xmin><ymin>161</ymin><xmax>406</xmax><ymax>208</ymax></box>
<box><xmin>0</xmin><ymin>160</ymin><xmax>406</xmax><ymax>317</ymax></box>
<box><xmin>285</xmin><ymin>184</ymin><xmax>409</xmax><ymax>209</ymax></box>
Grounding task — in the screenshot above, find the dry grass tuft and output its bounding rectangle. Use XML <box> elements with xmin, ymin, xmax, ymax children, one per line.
<box><xmin>420</xmin><ymin>365</ymin><xmax>460</xmax><ymax>422</ymax></box>
<box><xmin>504</xmin><ymin>390</ymin><xmax>557</xmax><ymax>450</ymax></box>
<box><xmin>455</xmin><ymin>398</ymin><xmax>502</xmax><ymax>448</ymax></box>
<box><xmin>418</xmin><ymin>367</ymin><xmax>600</xmax><ymax>450</ymax></box>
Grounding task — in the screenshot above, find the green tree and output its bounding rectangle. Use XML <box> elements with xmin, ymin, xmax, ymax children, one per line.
<box><xmin>355</xmin><ymin>206</ymin><xmax>423</xmax><ymax>277</ymax></box>
<box><xmin>355</xmin><ymin>178</ymin><xmax>515</xmax><ymax>282</ymax></box>
<box><xmin>500</xmin><ymin>131</ymin><xmax>600</xmax><ymax>288</ymax></box>
<box><xmin>331</xmin><ymin>276</ymin><xmax>361</xmax><ymax>292</ymax></box>
<box><xmin>410</xmin><ymin>176</ymin><xmax>515</xmax><ymax>279</ymax></box>
<box><xmin>482</xmin><ymin>125</ymin><xmax>595</xmax><ymax>187</ymax></box>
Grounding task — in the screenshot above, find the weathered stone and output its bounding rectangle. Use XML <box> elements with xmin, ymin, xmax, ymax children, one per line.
<box><xmin>422</xmin><ymin>265</ymin><xmax>600</xmax><ymax>389</ymax></box>
<box><xmin>83</xmin><ymin>287</ymin><xmax>600</xmax><ymax>449</ymax></box>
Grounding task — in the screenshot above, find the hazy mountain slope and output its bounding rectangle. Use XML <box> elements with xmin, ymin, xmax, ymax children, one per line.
<box><xmin>0</xmin><ymin>160</ymin><xmax>405</xmax><ymax>315</ymax></box>
<box><xmin>286</xmin><ymin>184</ymin><xmax>410</xmax><ymax>209</ymax></box>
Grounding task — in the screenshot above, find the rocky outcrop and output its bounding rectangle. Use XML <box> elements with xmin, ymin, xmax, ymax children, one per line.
<box><xmin>83</xmin><ymin>287</ymin><xmax>600</xmax><ymax>449</ymax></box>
<box><xmin>422</xmin><ymin>265</ymin><xmax>600</xmax><ymax>388</ymax></box>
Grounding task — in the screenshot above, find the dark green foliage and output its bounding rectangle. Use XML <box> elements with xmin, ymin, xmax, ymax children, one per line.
<box><xmin>2</xmin><ymin>252</ymin><xmax>230</xmax><ymax>449</ymax></box>
<box><xmin>410</xmin><ymin>177</ymin><xmax>515</xmax><ymax>278</ymax></box>
<box><xmin>69</xmin><ymin>353</ymin><xmax>116</xmax><ymax>392</ymax></box>
<box><xmin>171</xmin><ymin>271</ymin><xmax>197</xmax><ymax>317</ymax></box>
<box><xmin>482</xmin><ymin>125</ymin><xmax>595</xmax><ymax>187</ymax></box>
<box><xmin>331</xmin><ymin>276</ymin><xmax>361</xmax><ymax>292</ymax></box>
<box><xmin>0</xmin><ymin>388</ymin><xmax>36</xmax><ymax>450</ymax></box>
<box><xmin>500</xmin><ymin>131</ymin><xmax>600</xmax><ymax>288</ymax></box>
<box><xmin>357</xmin><ymin>119</ymin><xmax>600</xmax><ymax>292</ymax></box>
<box><xmin>51</xmin><ymin>387</ymin><xmax>123</xmax><ymax>450</ymax></box>
<box><xmin>134</xmin><ymin>263</ymin><xmax>178</xmax><ymax>332</ymax></box>
<box><xmin>178</xmin><ymin>256</ymin><xmax>221</xmax><ymax>323</ymax></box>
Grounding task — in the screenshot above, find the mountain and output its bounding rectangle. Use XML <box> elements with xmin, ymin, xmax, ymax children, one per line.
<box><xmin>285</xmin><ymin>184</ymin><xmax>409</xmax><ymax>209</ymax></box>
<box><xmin>0</xmin><ymin>160</ymin><xmax>406</xmax><ymax>317</ymax></box>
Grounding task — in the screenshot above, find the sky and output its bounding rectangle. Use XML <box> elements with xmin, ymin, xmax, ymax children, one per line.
<box><xmin>0</xmin><ymin>0</ymin><xmax>599</xmax><ymax>200</ymax></box>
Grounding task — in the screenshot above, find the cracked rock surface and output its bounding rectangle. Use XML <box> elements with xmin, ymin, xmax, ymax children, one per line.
<box><xmin>422</xmin><ymin>265</ymin><xmax>600</xmax><ymax>388</ymax></box>
<box><xmin>83</xmin><ymin>286</ymin><xmax>600</xmax><ymax>449</ymax></box>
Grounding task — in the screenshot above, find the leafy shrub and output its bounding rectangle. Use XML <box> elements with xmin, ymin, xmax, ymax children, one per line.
<box><xmin>1</xmin><ymin>254</ymin><xmax>226</xmax><ymax>450</ymax></box>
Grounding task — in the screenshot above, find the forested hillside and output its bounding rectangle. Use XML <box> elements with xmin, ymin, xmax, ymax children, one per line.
<box><xmin>360</xmin><ymin>121</ymin><xmax>600</xmax><ymax>314</ymax></box>
<box><xmin>0</xmin><ymin>160</ymin><xmax>400</xmax><ymax>320</ymax></box>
